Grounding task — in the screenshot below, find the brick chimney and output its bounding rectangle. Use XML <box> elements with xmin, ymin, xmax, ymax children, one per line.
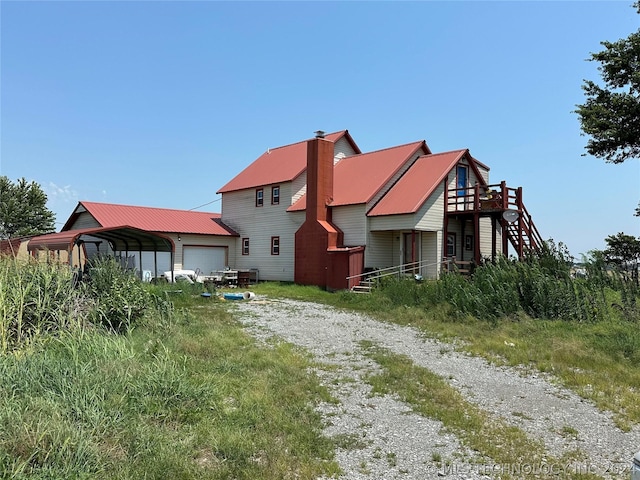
<box><xmin>294</xmin><ymin>134</ymin><xmax>344</xmax><ymax>287</ymax></box>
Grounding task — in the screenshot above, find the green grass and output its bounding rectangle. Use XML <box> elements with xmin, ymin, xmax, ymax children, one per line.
<box><xmin>0</xmin><ymin>298</ymin><xmax>340</xmax><ymax>479</ymax></box>
<box><xmin>360</xmin><ymin>342</ymin><xmax>601</xmax><ymax>480</ymax></box>
<box><xmin>248</xmin><ymin>281</ymin><xmax>640</xmax><ymax>430</ymax></box>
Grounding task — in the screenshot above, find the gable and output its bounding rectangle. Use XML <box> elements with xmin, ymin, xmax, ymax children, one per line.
<box><xmin>287</xmin><ymin>140</ymin><xmax>430</xmax><ymax>212</ymax></box>
<box><xmin>367</xmin><ymin>150</ymin><xmax>468</xmax><ymax>216</ymax></box>
<box><xmin>64</xmin><ymin>201</ymin><xmax>238</xmax><ymax>236</ymax></box>
<box><xmin>217</xmin><ymin>130</ymin><xmax>359</xmax><ymax>194</ymax></box>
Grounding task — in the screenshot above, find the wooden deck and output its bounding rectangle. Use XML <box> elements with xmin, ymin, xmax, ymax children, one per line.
<box><xmin>444</xmin><ymin>181</ymin><xmax>543</xmax><ymax>262</ymax></box>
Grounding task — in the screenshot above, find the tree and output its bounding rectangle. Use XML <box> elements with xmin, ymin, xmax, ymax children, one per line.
<box><xmin>603</xmin><ymin>232</ymin><xmax>640</xmax><ymax>282</ymax></box>
<box><xmin>0</xmin><ymin>176</ymin><xmax>56</xmax><ymax>239</ymax></box>
<box><xmin>575</xmin><ymin>2</ymin><xmax>640</xmax><ymax>164</ymax></box>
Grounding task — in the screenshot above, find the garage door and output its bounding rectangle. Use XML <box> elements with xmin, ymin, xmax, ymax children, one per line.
<box><xmin>183</xmin><ymin>246</ymin><xmax>227</xmax><ymax>274</ymax></box>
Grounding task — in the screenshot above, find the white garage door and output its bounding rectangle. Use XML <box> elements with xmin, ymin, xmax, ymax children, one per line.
<box><xmin>183</xmin><ymin>246</ymin><xmax>227</xmax><ymax>274</ymax></box>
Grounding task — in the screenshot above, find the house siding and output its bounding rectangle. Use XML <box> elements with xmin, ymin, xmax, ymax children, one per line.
<box><xmin>421</xmin><ymin>231</ymin><xmax>439</xmax><ymax>279</ymax></box>
<box><xmin>478</xmin><ymin>217</ymin><xmax>503</xmax><ymax>258</ymax></box>
<box><xmin>415</xmin><ymin>184</ymin><xmax>445</xmax><ymax>231</ymax></box>
<box><xmin>332</xmin><ymin>204</ymin><xmax>366</xmax><ymax>246</ymax></box>
<box><xmin>334</xmin><ymin>136</ymin><xmax>358</xmax><ymax>164</ymax></box>
<box><xmin>222</xmin><ymin>185</ymin><xmax>303</xmax><ymax>281</ymax></box>
<box><xmin>291</xmin><ymin>174</ymin><xmax>306</xmax><ymax>205</ymax></box>
<box><xmin>366</xmin><ymin>231</ymin><xmax>395</xmax><ymax>269</ymax></box>
<box><xmin>70</xmin><ymin>212</ymin><xmax>101</xmax><ymax>229</ymax></box>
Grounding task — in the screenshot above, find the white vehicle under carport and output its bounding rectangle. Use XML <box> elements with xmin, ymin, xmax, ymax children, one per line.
<box><xmin>163</xmin><ymin>269</ymin><xmax>202</xmax><ymax>284</ymax></box>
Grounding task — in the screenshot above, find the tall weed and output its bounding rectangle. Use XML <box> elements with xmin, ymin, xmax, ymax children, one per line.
<box><xmin>0</xmin><ymin>257</ymin><xmax>80</xmax><ymax>353</ymax></box>
<box><xmin>374</xmin><ymin>242</ymin><xmax>638</xmax><ymax>324</ymax></box>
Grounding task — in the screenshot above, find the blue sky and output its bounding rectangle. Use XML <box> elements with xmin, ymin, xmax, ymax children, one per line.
<box><xmin>1</xmin><ymin>0</ymin><xmax>638</xmax><ymax>258</ymax></box>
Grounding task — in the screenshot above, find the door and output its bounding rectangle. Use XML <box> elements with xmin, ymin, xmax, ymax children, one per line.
<box><xmin>403</xmin><ymin>232</ymin><xmax>418</xmax><ymax>273</ymax></box>
<box><xmin>456</xmin><ymin>165</ymin><xmax>469</xmax><ymax>210</ymax></box>
<box><xmin>183</xmin><ymin>246</ymin><xmax>227</xmax><ymax>274</ymax></box>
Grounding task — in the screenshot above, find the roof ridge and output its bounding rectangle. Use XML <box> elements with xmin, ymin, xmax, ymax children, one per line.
<box><xmin>262</xmin><ymin>130</ymin><xmax>346</xmax><ymax>154</ymax></box>
<box><xmin>421</xmin><ymin>148</ymin><xmax>468</xmax><ymax>158</ymax></box>
<box><xmin>81</xmin><ymin>201</ymin><xmax>218</xmax><ymax>215</ymax></box>
<box><xmin>345</xmin><ymin>140</ymin><xmax>425</xmax><ymax>158</ymax></box>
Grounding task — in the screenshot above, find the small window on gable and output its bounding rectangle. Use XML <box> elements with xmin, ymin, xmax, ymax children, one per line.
<box><xmin>447</xmin><ymin>233</ymin><xmax>456</xmax><ymax>257</ymax></box>
<box><xmin>456</xmin><ymin>165</ymin><xmax>468</xmax><ymax>197</ymax></box>
<box><xmin>271</xmin><ymin>186</ymin><xmax>280</xmax><ymax>205</ymax></box>
<box><xmin>271</xmin><ymin>236</ymin><xmax>280</xmax><ymax>255</ymax></box>
<box><xmin>242</xmin><ymin>238</ymin><xmax>250</xmax><ymax>255</ymax></box>
<box><xmin>256</xmin><ymin>189</ymin><xmax>264</xmax><ymax>207</ymax></box>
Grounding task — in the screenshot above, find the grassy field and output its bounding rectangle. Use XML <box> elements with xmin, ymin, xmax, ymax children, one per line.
<box><xmin>1</xmin><ymin>250</ymin><xmax>638</xmax><ymax>478</ymax></box>
<box><xmin>0</xmin><ymin>260</ymin><xmax>340</xmax><ymax>479</ymax></box>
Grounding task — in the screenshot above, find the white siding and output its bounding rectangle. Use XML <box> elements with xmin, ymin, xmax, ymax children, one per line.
<box><xmin>478</xmin><ymin>217</ymin><xmax>503</xmax><ymax>258</ymax></box>
<box><xmin>368</xmin><ymin>213</ymin><xmax>413</xmax><ymax>232</ymax></box>
<box><xmin>221</xmin><ymin>184</ymin><xmax>302</xmax><ymax>281</ymax></box>
<box><xmin>415</xmin><ymin>184</ymin><xmax>445</xmax><ymax>231</ymax></box>
<box><xmin>366</xmin><ymin>231</ymin><xmax>393</xmax><ymax>269</ymax></box>
<box><xmin>421</xmin><ymin>231</ymin><xmax>439</xmax><ymax>279</ymax></box>
<box><xmin>332</xmin><ymin>204</ymin><xmax>366</xmax><ymax>246</ymax></box>
<box><xmin>334</xmin><ymin>136</ymin><xmax>358</xmax><ymax>163</ymax></box>
<box><xmin>291</xmin><ymin>174</ymin><xmax>306</xmax><ymax>205</ymax></box>
<box><xmin>476</xmin><ymin>164</ymin><xmax>490</xmax><ymax>184</ymax></box>
<box><xmin>69</xmin><ymin>212</ymin><xmax>100</xmax><ymax>229</ymax></box>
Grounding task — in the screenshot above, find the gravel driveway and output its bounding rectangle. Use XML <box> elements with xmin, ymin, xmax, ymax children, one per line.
<box><xmin>232</xmin><ymin>297</ymin><xmax>640</xmax><ymax>479</ymax></box>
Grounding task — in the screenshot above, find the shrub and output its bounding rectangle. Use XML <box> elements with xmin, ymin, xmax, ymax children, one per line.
<box><xmin>82</xmin><ymin>257</ymin><xmax>151</xmax><ymax>332</ymax></box>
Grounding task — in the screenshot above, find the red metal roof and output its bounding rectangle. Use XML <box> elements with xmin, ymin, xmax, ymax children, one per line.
<box><xmin>287</xmin><ymin>140</ymin><xmax>430</xmax><ymax>212</ymax></box>
<box><xmin>65</xmin><ymin>201</ymin><xmax>238</xmax><ymax>236</ymax></box>
<box><xmin>367</xmin><ymin>150</ymin><xmax>468</xmax><ymax>216</ymax></box>
<box><xmin>28</xmin><ymin>226</ymin><xmax>175</xmax><ymax>252</ymax></box>
<box><xmin>217</xmin><ymin>130</ymin><xmax>359</xmax><ymax>194</ymax></box>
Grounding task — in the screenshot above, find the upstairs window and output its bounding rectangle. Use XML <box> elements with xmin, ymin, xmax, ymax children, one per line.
<box><xmin>456</xmin><ymin>165</ymin><xmax>468</xmax><ymax>197</ymax></box>
<box><xmin>271</xmin><ymin>236</ymin><xmax>280</xmax><ymax>255</ymax></box>
<box><xmin>242</xmin><ymin>238</ymin><xmax>250</xmax><ymax>255</ymax></box>
<box><xmin>256</xmin><ymin>189</ymin><xmax>264</xmax><ymax>207</ymax></box>
<box><xmin>271</xmin><ymin>186</ymin><xmax>280</xmax><ymax>205</ymax></box>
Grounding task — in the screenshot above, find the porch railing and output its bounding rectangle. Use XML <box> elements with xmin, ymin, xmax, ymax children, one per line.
<box><xmin>346</xmin><ymin>259</ymin><xmax>449</xmax><ymax>291</ymax></box>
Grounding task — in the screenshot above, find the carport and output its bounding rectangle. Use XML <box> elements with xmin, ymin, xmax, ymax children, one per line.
<box><xmin>28</xmin><ymin>225</ymin><xmax>175</xmax><ymax>280</ymax></box>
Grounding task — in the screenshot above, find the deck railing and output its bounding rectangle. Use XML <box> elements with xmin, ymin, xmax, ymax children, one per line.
<box><xmin>446</xmin><ymin>180</ymin><xmax>543</xmax><ymax>254</ymax></box>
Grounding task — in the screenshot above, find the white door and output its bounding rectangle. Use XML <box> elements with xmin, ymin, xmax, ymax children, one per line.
<box><xmin>183</xmin><ymin>246</ymin><xmax>227</xmax><ymax>274</ymax></box>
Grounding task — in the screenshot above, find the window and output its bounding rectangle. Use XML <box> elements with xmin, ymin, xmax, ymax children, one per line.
<box><xmin>271</xmin><ymin>186</ymin><xmax>280</xmax><ymax>205</ymax></box>
<box><xmin>456</xmin><ymin>165</ymin><xmax>468</xmax><ymax>197</ymax></box>
<box><xmin>242</xmin><ymin>238</ymin><xmax>250</xmax><ymax>255</ymax></box>
<box><xmin>271</xmin><ymin>236</ymin><xmax>280</xmax><ymax>255</ymax></box>
<box><xmin>465</xmin><ymin>235</ymin><xmax>474</xmax><ymax>251</ymax></box>
<box><xmin>255</xmin><ymin>189</ymin><xmax>264</xmax><ymax>207</ymax></box>
<box><xmin>447</xmin><ymin>233</ymin><xmax>456</xmax><ymax>257</ymax></box>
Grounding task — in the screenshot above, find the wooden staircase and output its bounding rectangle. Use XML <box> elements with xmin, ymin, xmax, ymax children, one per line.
<box><xmin>445</xmin><ymin>181</ymin><xmax>544</xmax><ymax>263</ymax></box>
<box><xmin>502</xmin><ymin>201</ymin><xmax>543</xmax><ymax>257</ymax></box>
<box><xmin>351</xmin><ymin>278</ymin><xmax>374</xmax><ymax>293</ymax></box>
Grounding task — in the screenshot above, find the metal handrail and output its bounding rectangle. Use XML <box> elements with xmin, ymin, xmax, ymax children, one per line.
<box><xmin>347</xmin><ymin>259</ymin><xmax>449</xmax><ymax>285</ymax></box>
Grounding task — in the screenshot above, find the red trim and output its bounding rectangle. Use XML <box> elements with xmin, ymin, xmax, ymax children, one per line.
<box><xmin>255</xmin><ymin>189</ymin><xmax>264</xmax><ymax>207</ymax></box>
<box><xmin>242</xmin><ymin>237</ymin><xmax>250</xmax><ymax>255</ymax></box>
<box><xmin>271</xmin><ymin>236</ymin><xmax>280</xmax><ymax>255</ymax></box>
<box><xmin>271</xmin><ymin>186</ymin><xmax>280</xmax><ymax>205</ymax></box>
